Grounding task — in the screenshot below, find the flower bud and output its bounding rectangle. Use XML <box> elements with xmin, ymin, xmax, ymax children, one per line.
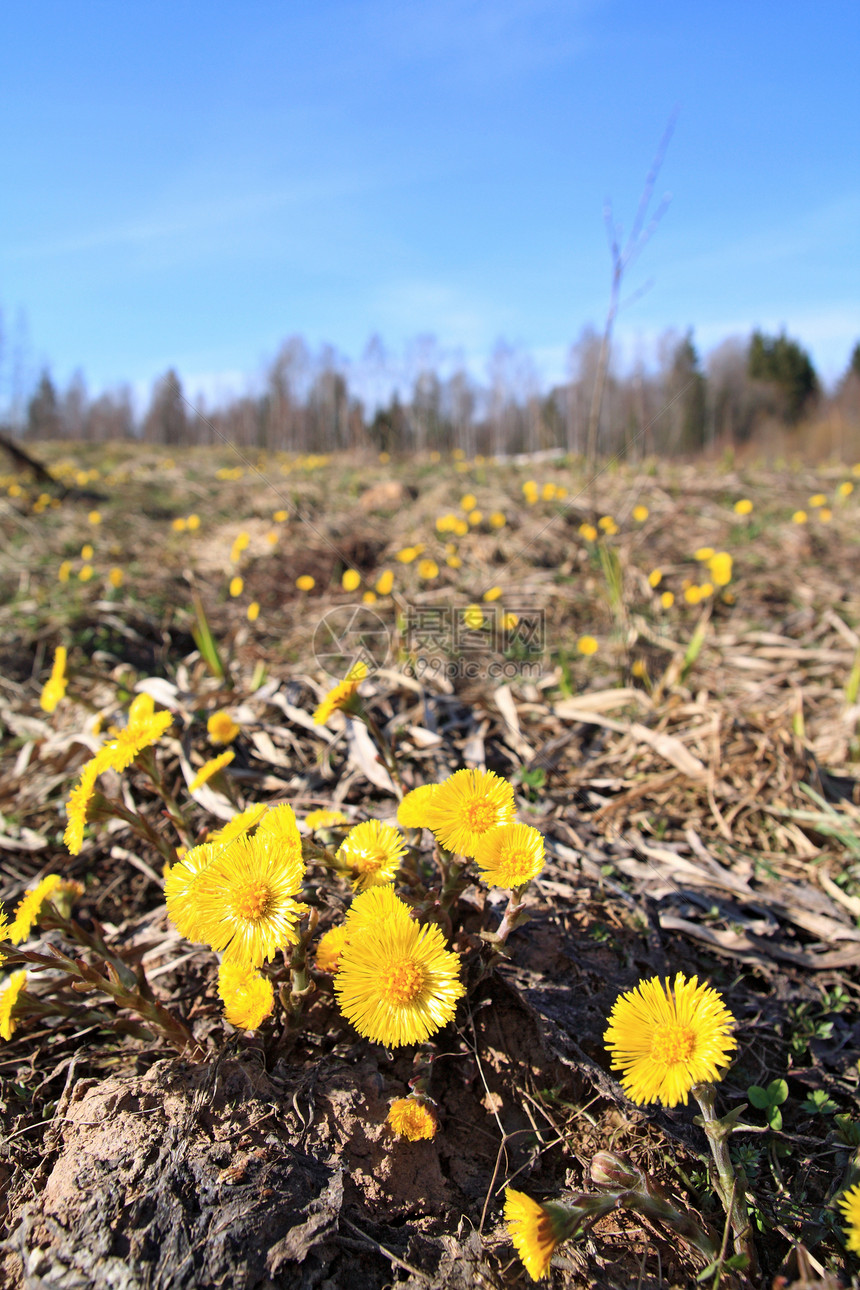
<box><xmin>590</xmin><ymin>1151</ymin><xmax>642</xmax><ymax>1191</ymax></box>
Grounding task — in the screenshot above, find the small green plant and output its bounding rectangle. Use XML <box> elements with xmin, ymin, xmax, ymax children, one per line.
<box><xmin>514</xmin><ymin>766</ymin><xmax>546</xmax><ymax>802</ymax></box>
<box><xmin>834</xmin><ymin>1114</ymin><xmax>860</xmax><ymax>1147</ymax></box>
<box><xmin>800</xmin><ymin>1089</ymin><xmax>837</xmax><ymax>1117</ymax></box>
<box><xmin>747</xmin><ymin>1078</ymin><xmax>788</xmax><ymax>1129</ymax></box>
<box><xmin>787</xmin><ymin>1000</ymin><xmax>834</xmax><ymax>1057</ymax></box>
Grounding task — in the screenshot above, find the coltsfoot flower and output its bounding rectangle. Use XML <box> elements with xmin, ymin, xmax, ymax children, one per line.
<box><xmin>336</xmin><ymin>820</ymin><xmax>406</xmax><ymax>891</ymax></box>
<box><xmin>427</xmin><ymin>769</ymin><xmax>515</xmax><ymax>858</ymax></box>
<box><xmin>474</xmin><ymin>822</ymin><xmax>545</xmax><ymax>889</ymax></box>
<box><xmin>604</xmin><ymin>973</ymin><xmax>737</xmax><ymax>1107</ymax></box>
<box><xmin>8</xmin><ymin>875</ymin><xmax>83</xmax><ymax>945</ymax></box>
<box><xmin>315</xmin><ymin>924</ymin><xmax>350</xmax><ymax>973</ymax></box>
<box><xmin>386</xmin><ymin>1097</ymin><xmax>437</xmax><ymax>1141</ymax></box>
<box><xmin>0</xmin><ymin>970</ymin><xmax>28</xmax><ymax>1041</ymax></box>
<box><xmin>217</xmin><ymin>960</ymin><xmax>274</xmax><ymax>1030</ymax></box>
<box><xmin>396</xmin><ymin>785</ymin><xmax>438</xmax><ymax>830</ymax></box>
<box><xmin>40</xmin><ymin>646</ymin><xmax>67</xmax><ymax>713</ymax></box>
<box><xmin>207</xmin><ymin>710</ymin><xmax>240</xmax><ymax>745</ymax></box>
<box><xmin>504</xmin><ymin>1189</ymin><xmax>577</xmax><ymax>1281</ymax></box>
<box><xmin>313</xmin><ymin>661</ymin><xmax>367</xmax><ymax>725</ymax></box>
<box><xmin>838</xmin><ymin>1181</ymin><xmax>860</xmax><ymax>1255</ymax></box>
<box><xmin>335</xmin><ymin>915</ymin><xmax>463</xmax><ymax>1047</ymax></box>
<box><xmin>305</xmin><ymin>808</ymin><xmax>348</xmax><ymax>831</ymax></box>
<box><xmin>188</xmin><ymin>750</ymin><xmax>234</xmax><ymax>792</ymax></box>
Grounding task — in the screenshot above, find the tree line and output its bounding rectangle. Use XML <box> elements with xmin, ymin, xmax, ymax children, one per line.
<box><xmin>12</xmin><ymin>328</ymin><xmax>860</xmax><ymax>458</ymax></box>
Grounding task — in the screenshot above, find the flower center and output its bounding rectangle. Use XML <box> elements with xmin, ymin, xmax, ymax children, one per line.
<box><xmin>380</xmin><ymin>957</ymin><xmax>427</xmax><ymax>1006</ymax></box>
<box><xmin>465</xmin><ymin>799</ymin><xmax>497</xmax><ymax>833</ymax></box>
<box><xmin>356</xmin><ymin>849</ymin><xmax>388</xmax><ymax>873</ymax></box>
<box><xmin>650</xmin><ymin>1022</ymin><xmax>696</xmax><ymax>1066</ymax></box>
<box><xmin>233</xmin><ymin>880</ymin><xmax>272</xmax><ymax>922</ymax></box>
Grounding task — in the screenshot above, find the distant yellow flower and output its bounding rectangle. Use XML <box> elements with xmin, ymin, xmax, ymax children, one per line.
<box><xmin>446</xmin><ymin>554</ymin><xmax>462</xmax><ymax>569</ymax></box>
<box><xmin>186</xmin><ymin>832</ymin><xmax>306</xmax><ymax>966</ymax></box>
<box><xmin>335</xmin><ymin>915</ymin><xmax>463</xmax><ymax>1047</ymax></box>
<box><xmin>838</xmin><ymin>481</ymin><xmax>854</xmax><ymax>498</ymax></box>
<box><xmin>522</xmin><ymin>480</ymin><xmax>538</xmax><ymax>500</ymax></box>
<box><xmin>78</xmin><ymin>564</ymin><xmax>94</xmax><ymax>582</ymax></box>
<box><xmin>342</xmin><ymin>568</ymin><xmax>361</xmax><ymax>591</ymax></box>
<box><xmin>8</xmin><ymin>872</ymin><xmax>81</xmax><ymax>944</ymax></box>
<box><xmin>218</xmin><ymin>959</ymin><xmax>274</xmax><ymax>1030</ymax></box>
<box><xmin>187</xmin><ymin>513</ymin><xmax>200</xmax><ymax>530</ymax></box>
<box><xmin>296</xmin><ymin>574</ymin><xmax>315</xmax><ymax>591</ymax></box>
<box><xmin>482</xmin><ymin>586</ymin><xmax>502</xmax><ymax>602</ymax></box>
<box><xmin>694</xmin><ymin>546</ymin><xmax>714</xmax><ymax>561</ymax></box>
<box><xmin>305</xmin><ymin>808</ymin><xmax>348</xmax><ymax>831</ymax></box>
<box><xmin>273</xmin><ymin>509</ymin><xmax>288</xmax><ymax>522</ymax></box>
<box><xmin>734</xmin><ymin>498</ymin><xmax>753</xmax><ymax>515</ymax></box>
<box><xmin>541</xmin><ymin>482</ymin><xmax>556</xmax><ymax>501</ymax></box>
<box><xmin>189</xmin><ymin>750</ymin><xmax>235</xmax><ymax>792</ymax></box>
<box><xmin>397</xmin><ymin>785</ymin><xmax>438</xmax><ymax>830</ymax></box>
<box><xmin>0</xmin><ymin>971</ymin><xmax>28</xmax><ymax>1041</ymax></box>
<box><xmin>316</xmin><ymin>924</ymin><xmax>350</xmax><ymax>972</ymax></box>
<box><xmin>474</xmin><ymin>823</ymin><xmax>545</xmax><ymax>889</ymax></box>
<box><xmin>502</xmin><ymin>611</ymin><xmax>519</xmax><ymax>631</ymax></box>
<box><xmin>81</xmin><ymin>544</ymin><xmax>94</xmax><ymax>560</ymax></box>
<box><xmin>578</xmin><ymin>522</ymin><xmax>597</xmax><ymax>541</ymax></box>
<box><xmin>428</xmin><ymin>768</ymin><xmax>515</xmax><ymax>858</ymax></box>
<box><xmin>598</xmin><ymin>515</ymin><xmax>617</xmax><ymax>534</ymax></box>
<box><xmin>460</xmin><ymin>493</ymin><xmax>477</xmax><ymax>511</ymax></box>
<box><xmin>40</xmin><ymin>645</ymin><xmax>67</xmax><ymax>713</ymax></box>
<box><xmin>362</xmin><ymin>590</ymin><xmax>377</xmax><ymax>604</ymax></box>
<box><xmin>247</xmin><ymin>601</ymin><xmax>260</xmax><ymax>621</ymax></box>
<box><xmin>229</xmin><ymin>575</ymin><xmax>244</xmax><ymax>597</ymax></box>
<box><xmin>88</xmin><ymin>510</ymin><xmax>101</xmax><ymax>526</ymax></box>
<box><xmin>684</xmin><ymin>585</ymin><xmax>702</xmax><ymax>605</ymax></box>
<box><xmin>375</xmin><ymin>569</ymin><xmax>394</xmax><ymax>595</ymax></box>
<box><xmin>418</xmin><ymin>559</ymin><xmax>439</xmax><ymax>579</ymax></box>
<box><xmin>99</xmin><ymin>709</ymin><xmax>173</xmax><ymax>775</ymax></box>
<box><xmin>452</xmin><ymin>518</ymin><xmax>469</xmax><ymax>536</ymax></box>
<box><xmin>505</xmin><ymin>1189</ymin><xmax>573</xmax><ymax>1282</ymax></box>
<box><xmin>632</xmin><ymin>659</ymin><xmax>648</xmax><ymax>680</ymax></box>
<box><xmin>128</xmin><ymin>692</ymin><xmax>154</xmax><ymax>724</ymax></box>
<box><xmin>792</xmin><ymin>510</ymin><xmax>808</xmax><ymax>524</ymax></box>
<box><xmin>648</xmin><ymin>568</ymin><xmax>662</xmax><ymax>589</ymax></box>
<box><xmin>604</xmin><ymin>973</ymin><xmax>737</xmax><ymax>1107</ymax></box>
<box><xmin>208</xmin><ymin>804</ymin><xmax>268</xmax><ymax>848</ymax></box>
<box><xmin>337</xmin><ymin>819</ymin><xmax>407</xmax><ymax>890</ymax></box>
<box><xmin>708</xmin><ymin>552</ymin><xmax>732</xmax><ymax>586</ymax></box>
<box><xmin>58</xmin><ymin>560</ymin><xmax>72</xmax><ymax>583</ymax></box>
<box><xmin>468</xmin><ymin>509</ymin><xmax>483</xmax><ymax>525</ymax></box>
<box><xmin>818</xmin><ymin>507</ymin><xmax>833</xmax><ymax>523</ymax></box>
<box><xmin>172</xmin><ymin>517</ymin><xmax>187</xmax><ymax>532</ymax></box>
<box><xmin>699</xmin><ymin>582</ymin><xmax>714</xmax><ymax>599</ymax></box>
<box><xmin>809</xmin><ymin>493</ymin><xmax>827</xmax><ymax>507</ymax></box>
<box><xmin>463</xmin><ymin>605</ymin><xmax>484</xmax><ymax>629</ymax></box>
<box><xmin>632</xmin><ymin>505</ymin><xmax>649</xmax><ymax>522</ymax></box>
<box><xmin>838</xmin><ymin>1181</ymin><xmax>860</xmax><ymax>1255</ymax></box>
<box><xmin>208</xmin><ymin>710</ymin><xmax>240</xmax><ymax>745</ymax></box>
<box><xmin>577</xmin><ymin>635</ymin><xmax>598</xmax><ymax>655</ymax></box>
<box><xmin>396</xmin><ymin>546</ymin><xmax>418</xmax><ymax>563</ymax></box>
<box><xmin>313</xmin><ymin>661</ymin><xmax>367</xmax><ymax>725</ymax></box>
<box><xmin>489</xmin><ymin>511</ymin><xmax>507</xmax><ymax>528</ymax></box>
<box><xmin>387</xmin><ymin>1097</ymin><xmax>437</xmax><ymax>1141</ymax></box>
<box><xmin>108</xmin><ymin>567</ymin><xmax>124</xmax><ymax>588</ymax></box>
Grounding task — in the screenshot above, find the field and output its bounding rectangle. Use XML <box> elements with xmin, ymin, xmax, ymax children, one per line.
<box><xmin>1</xmin><ymin>441</ymin><xmax>860</xmax><ymax>1289</ymax></box>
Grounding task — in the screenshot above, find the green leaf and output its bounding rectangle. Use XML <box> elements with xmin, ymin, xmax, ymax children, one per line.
<box><xmin>766</xmin><ymin>1105</ymin><xmax>783</xmax><ymax>1131</ymax></box>
<box><xmin>747</xmin><ymin>1085</ymin><xmax>770</xmax><ymax>1109</ymax></box>
<box><xmin>767</xmin><ymin>1078</ymin><xmax>789</xmax><ymax>1105</ymax></box>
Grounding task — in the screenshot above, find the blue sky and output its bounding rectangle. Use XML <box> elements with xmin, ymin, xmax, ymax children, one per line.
<box><xmin>1</xmin><ymin>0</ymin><xmax>858</xmax><ymax>413</ymax></box>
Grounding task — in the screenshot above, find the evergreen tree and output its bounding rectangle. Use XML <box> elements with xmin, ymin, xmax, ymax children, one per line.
<box><xmin>26</xmin><ymin>370</ymin><xmax>60</xmax><ymax>439</ymax></box>
<box><xmin>748</xmin><ymin>330</ymin><xmax>818</xmax><ymax>423</ymax></box>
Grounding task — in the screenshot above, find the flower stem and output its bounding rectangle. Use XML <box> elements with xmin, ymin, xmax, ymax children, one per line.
<box><xmin>693</xmin><ymin>1082</ymin><xmax>758</xmax><ymax>1276</ymax></box>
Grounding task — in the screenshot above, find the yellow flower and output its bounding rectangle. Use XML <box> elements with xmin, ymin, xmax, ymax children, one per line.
<box><xmin>578</xmin><ymin>522</ymin><xmax>597</xmax><ymax>541</ymax></box>
<box><xmin>0</xmin><ymin>971</ymin><xmax>28</xmax><ymax>1041</ymax></box>
<box><xmin>273</xmin><ymin>509</ymin><xmax>288</xmax><ymax>522</ymax></box>
<box><xmin>165</xmin><ymin>843</ymin><xmax>219</xmax><ymax>940</ymax></box>
<box><xmin>337</xmin><ymin>819</ymin><xmax>407</xmax><ymax>890</ymax></box>
<box><xmin>247</xmin><ymin>601</ymin><xmax>260</xmax><ymax>622</ymax></box>
<box><xmin>837</xmin><ymin>1181</ymin><xmax>860</xmax><ymax>1255</ymax></box>
<box><xmin>604</xmin><ymin>972</ymin><xmax>737</xmax><ymax>1107</ymax></box>
<box><xmin>577</xmin><ymin>635</ymin><xmax>598</xmax><ymax>655</ymax></box>
<box><xmin>468</xmin><ymin>509</ymin><xmax>483</xmax><ymax>525</ymax></box>
<box><xmin>428</xmin><ymin>768</ymin><xmax>515</xmax><ymax>858</ymax></box>
<box><xmin>463</xmin><ymin>605</ymin><xmax>484</xmax><ymax>630</ymax></box>
<box><xmin>452</xmin><ymin>518</ymin><xmax>469</xmax><ymax>536</ymax></box>
<box><xmin>734</xmin><ymin>498</ymin><xmax>753</xmax><ymax>515</ymax></box>
<box><xmin>708</xmin><ymin>552</ymin><xmax>732</xmax><ymax>586</ymax></box>
<box><xmin>187</xmin><ymin>832</ymin><xmax>306</xmax><ymax>966</ymax></box>
<box><xmin>229</xmin><ymin>575</ymin><xmax>244</xmax><ymax>597</ymax></box>
<box><xmin>108</xmin><ymin>567</ymin><xmax>124</xmax><ymax>588</ymax></box>
<box><xmin>256</xmin><ymin>803</ymin><xmax>303</xmax><ymax>854</ymax></box>
<box><xmin>504</xmin><ymin>1189</ymin><xmax>574</xmax><ymax>1282</ymax></box>
<box><xmin>88</xmin><ymin>510</ymin><xmax>101</xmax><ymax>526</ymax></box>
<box><xmin>693</xmin><ymin>546</ymin><xmax>713</xmax><ymax>561</ymax></box>
<box><xmin>482</xmin><ymin>586</ymin><xmax>502</xmax><ymax>602</ymax></box>
<box><xmin>648</xmin><ymin>568</ymin><xmax>662</xmax><ymax>589</ymax></box>
<box><xmin>58</xmin><ymin>560</ymin><xmax>72</xmax><ymax>583</ymax></box>
<box><xmin>40</xmin><ymin>645</ymin><xmax>68</xmax><ymax>713</ymax></box>
<box><xmin>342</xmin><ymin>568</ymin><xmax>361</xmax><ymax>591</ymax></box>
<box><xmin>418</xmin><ymin>559</ymin><xmax>439</xmax><ymax>579</ymax></box>
<box><xmin>8</xmin><ymin>875</ymin><xmax>63</xmax><ymax>944</ymax></box>
<box><xmin>633</xmin><ymin>505</ymin><xmax>649</xmax><ymax>522</ymax></box>
<box><xmin>460</xmin><ymin>493</ymin><xmax>477</xmax><ymax>511</ymax></box>
<box><xmin>375</xmin><ymin>569</ymin><xmax>394</xmax><ymax>595</ymax></box>
<box><xmin>474</xmin><ymin>823</ymin><xmax>545</xmax><ymax>889</ymax></box>
<box><xmin>397</xmin><ymin>785</ymin><xmax>438</xmax><ymax>830</ymax></box>
<box><xmin>397</xmin><ymin>546</ymin><xmax>419</xmax><ymax>563</ymax></box>
<box><xmin>661</xmin><ymin>591</ymin><xmax>675</xmax><ymax>609</ymax></box>
<box><xmin>187</xmin><ymin>513</ymin><xmax>200</xmax><ymax>530</ymax></box>
<box><xmin>64</xmin><ymin>756</ymin><xmax>104</xmax><ymax>854</ymax></box>
<box><xmin>699</xmin><ymin>582</ymin><xmax>714</xmax><ymax>599</ymax></box>
<box><xmin>305</xmin><ymin>808</ymin><xmax>348</xmax><ymax>831</ymax></box>
<box><xmin>838</xmin><ymin>481</ymin><xmax>854</xmax><ymax>498</ymax></box>
<box><xmin>501</xmin><ymin>611</ymin><xmax>519</xmax><ymax>631</ymax></box>
<box><xmin>362</xmin><ymin>590</ymin><xmax>377</xmax><ymax>604</ymax></box>
<box><xmin>189</xmin><ymin>750</ymin><xmax>235</xmax><ymax>792</ymax></box>
<box><xmin>598</xmin><ymin>515</ymin><xmax>617</xmax><ymax>533</ymax></box>
<box><xmin>316</xmin><ymin>924</ymin><xmax>350</xmax><ymax>972</ymax></box>
<box><xmin>818</xmin><ymin>507</ymin><xmax>832</xmax><ymax>523</ymax></box>
<box><xmin>208</xmin><ymin>804</ymin><xmax>268</xmax><ymax>848</ymax></box>
<box><xmin>446</xmin><ymin>554</ymin><xmax>462</xmax><ymax>569</ymax></box>
<box><xmin>489</xmin><ymin>511</ymin><xmax>506</xmax><ymax>529</ymax></box>
<box><xmin>345</xmin><ymin>884</ymin><xmax>413</xmax><ymax>933</ymax></box>
<box><xmin>792</xmin><ymin>510</ymin><xmax>808</xmax><ymax>524</ymax></box>
<box><xmin>809</xmin><ymin>493</ymin><xmax>827</xmax><ymax>507</ymax></box>
<box><xmin>172</xmin><ymin>516</ymin><xmax>187</xmax><ymax>532</ymax></box>
<box><xmin>541</xmin><ymin>483</ymin><xmax>556</xmax><ymax>501</ymax></box>
<box><xmin>217</xmin><ymin>960</ymin><xmax>274</xmax><ymax>1030</ymax></box>
<box><xmin>207</xmin><ymin>710</ymin><xmax>240</xmax><ymax>745</ymax></box>
<box><xmin>128</xmin><ymin>692</ymin><xmax>154</xmax><ymax>725</ymax></box>
<box><xmin>296</xmin><ymin>574</ymin><xmax>315</xmax><ymax>591</ymax></box>
<box><xmin>522</xmin><ymin>480</ymin><xmax>538</xmax><ymax>501</ymax></box>
<box><xmin>334</xmin><ymin>915</ymin><xmax>463</xmax><ymax>1047</ymax></box>
<box><xmin>78</xmin><ymin>564</ymin><xmax>94</xmax><ymax>582</ymax></box>
<box><xmin>313</xmin><ymin>661</ymin><xmax>367</xmax><ymax>726</ymax></box>
<box><xmin>386</xmin><ymin>1097</ymin><xmax>437</xmax><ymax>1141</ymax></box>
<box><xmin>81</xmin><ymin>543</ymin><xmax>94</xmax><ymax>560</ymax></box>
<box><xmin>684</xmin><ymin>585</ymin><xmax>702</xmax><ymax>605</ymax></box>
